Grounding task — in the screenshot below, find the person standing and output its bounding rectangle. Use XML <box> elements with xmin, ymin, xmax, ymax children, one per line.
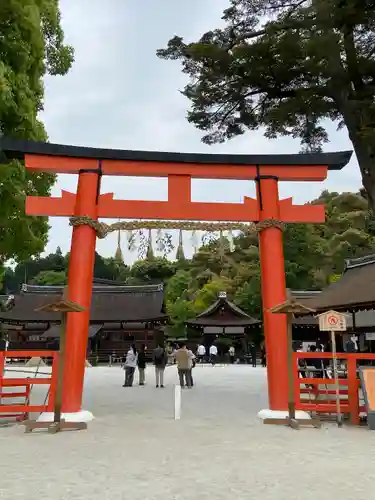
<box><xmin>137</xmin><ymin>344</ymin><xmax>147</xmax><ymax>386</ymax></box>
<box><xmin>197</xmin><ymin>343</ymin><xmax>206</xmax><ymax>364</ymax></box>
<box><xmin>209</xmin><ymin>343</ymin><xmax>218</xmax><ymax>366</ymax></box>
<box><xmin>174</xmin><ymin>342</ymin><xmax>193</xmax><ymax>388</ymax></box>
<box><xmin>345</xmin><ymin>337</ymin><xmax>357</xmax><ymax>353</ymax></box>
<box><xmin>260</xmin><ymin>341</ymin><xmax>266</xmax><ymax>367</ymax></box>
<box><xmin>228</xmin><ymin>345</ymin><xmax>235</xmax><ymax>364</ymax></box>
<box><xmin>167</xmin><ymin>343</ymin><xmax>173</xmax><ymax>365</ymax></box>
<box><xmin>123</xmin><ymin>344</ymin><xmax>137</xmax><ymax>387</ymax></box>
<box><xmin>153</xmin><ymin>343</ymin><xmax>167</xmax><ymax>388</ymax></box>
<box><xmin>250</xmin><ymin>342</ymin><xmax>257</xmax><ymax>367</ymax></box>
<box><xmin>188</xmin><ymin>348</ymin><xmax>196</xmax><ymax>386</ymax></box>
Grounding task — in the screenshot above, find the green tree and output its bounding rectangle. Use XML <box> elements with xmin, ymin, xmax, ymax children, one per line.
<box><xmin>283</xmin><ymin>224</ymin><xmax>326</xmax><ymax>289</ymax></box>
<box><xmin>157</xmin><ymin>0</ymin><xmax>375</xmax><ymax>210</ymax></box>
<box><xmin>32</xmin><ymin>269</ymin><xmax>66</xmax><ymax>285</ymax></box>
<box><xmin>165</xmin><ymin>270</ymin><xmax>192</xmax><ymax>303</ymax></box>
<box><xmin>193</xmin><ymin>277</ymin><xmax>233</xmax><ymax>312</ymax></box>
<box><xmin>234</xmin><ymin>278</ymin><xmax>262</xmax><ymax>319</ymax></box>
<box><xmin>0</xmin><ymin>1</ymin><xmax>74</xmax><ymax>268</ymax></box>
<box><xmin>3</xmin><ymin>247</ymin><xmax>67</xmax><ymax>291</ymax></box>
<box><xmin>128</xmin><ymin>258</ymin><xmax>176</xmax><ymax>284</ymax></box>
<box><xmin>166</xmin><ymin>298</ymin><xmax>196</xmax><ymax>337</ymax></box>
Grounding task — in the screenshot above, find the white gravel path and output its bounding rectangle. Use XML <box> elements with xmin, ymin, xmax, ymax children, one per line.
<box><xmin>1</xmin><ymin>364</ymin><xmax>375</xmax><ymax>500</ymax></box>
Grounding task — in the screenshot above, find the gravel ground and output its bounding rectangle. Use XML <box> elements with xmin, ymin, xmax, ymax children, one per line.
<box><xmin>1</xmin><ymin>364</ymin><xmax>375</xmax><ymax>500</ymax></box>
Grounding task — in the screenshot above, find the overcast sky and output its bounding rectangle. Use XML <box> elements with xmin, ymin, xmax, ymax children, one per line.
<box><xmin>40</xmin><ymin>0</ymin><xmax>361</xmax><ymax>262</ymax></box>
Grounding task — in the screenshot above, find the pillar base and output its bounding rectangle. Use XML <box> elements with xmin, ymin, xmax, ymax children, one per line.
<box><xmin>36</xmin><ymin>410</ymin><xmax>94</xmax><ymax>423</ymax></box>
<box><xmin>258</xmin><ymin>409</ymin><xmax>311</xmax><ymax>420</ymax></box>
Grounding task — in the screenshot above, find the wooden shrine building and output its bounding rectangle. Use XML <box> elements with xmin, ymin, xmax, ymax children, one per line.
<box><xmin>0</xmin><ymin>281</ymin><xmax>167</xmax><ymax>360</ymax></box>
<box><xmin>185</xmin><ymin>291</ymin><xmax>260</xmax><ymax>355</ymax></box>
<box><xmin>294</xmin><ymin>255</ymin><xmax>375</xmax><ymax>352</ymax></box>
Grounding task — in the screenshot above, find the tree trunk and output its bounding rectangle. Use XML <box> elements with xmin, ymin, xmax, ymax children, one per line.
<box><xmin>349</xmin><ymin>138</ymin><xmax>375</xmax><ymax>214</ymax></box>
<box><xmin>341</xmin><ymin>102</ymin><xmax>375</xmax><ymax>213</ymax></box>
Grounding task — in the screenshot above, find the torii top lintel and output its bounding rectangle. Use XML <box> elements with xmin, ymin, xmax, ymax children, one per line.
<box><xmin>0</xmin><ymin>138</ymin><xmax>352</xmax><ymax>181</ymax></box>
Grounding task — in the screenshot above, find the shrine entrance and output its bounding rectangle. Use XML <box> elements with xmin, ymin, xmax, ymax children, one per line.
<box><xmin>0</xmin><ymin>138</ymin><xmax>352</xmax><ymax>416</ymax></box>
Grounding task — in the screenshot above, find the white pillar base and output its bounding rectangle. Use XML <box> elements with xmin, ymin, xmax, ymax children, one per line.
<box><xmin>36</xmin><ymin>410</ymin><xmax>94</xmax><ymax>423</ymax></box>
<box><xmin>258</xmin><ymin>409</ymin><xmax>311</xmax><ymax>420</ymax></box>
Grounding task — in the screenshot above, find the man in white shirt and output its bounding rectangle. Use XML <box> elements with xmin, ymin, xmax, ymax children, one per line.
<box><xmin>209</xmin><ymin>343</ymin><xmax>218</xmax><ymax>366</ymax></box>
<box><xmin>197</xmin><ymin>344</ymin><xmax>206</xmax><ymax>364</ymax></box>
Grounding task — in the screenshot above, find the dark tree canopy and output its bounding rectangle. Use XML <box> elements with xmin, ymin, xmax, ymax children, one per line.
<box><xmin>157</xmin><ymin>0</ymin><xmax>375</xmax><ymax>211</ymax></box>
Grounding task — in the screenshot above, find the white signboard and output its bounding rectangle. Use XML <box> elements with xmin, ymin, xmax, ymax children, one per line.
<box><xmin>366</xmin><ymin>332</ymin><xmax>375</xmax><ymax>341</ymax></box>
<box><xmin>203</xmin><ymin>327</ymin><xmax>223</xmax><ymax>334</ymax></box>
<box><xmin>318</xmin><ymin>310</ymin><xmax>347</xmax><ymax>332</ymax></box>
<box><xmin>224</xmin><ymin>327</ymin><xmax>245</xmax><ymax>334</ymax></box>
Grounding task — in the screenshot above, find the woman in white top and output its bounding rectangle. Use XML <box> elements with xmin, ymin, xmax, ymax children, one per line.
<box><xmin>123</xmin><ymin>344</ymin><xmax>138</xmax><ymax>387</ymax></box>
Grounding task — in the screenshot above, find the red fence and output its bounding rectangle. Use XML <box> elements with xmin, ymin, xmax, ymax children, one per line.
<box><xmin>293</xmin><ymin>352</ymin><xmax>375</xmax><ymax>425</ymax></box>
<box><xmin>0</xmin><ymin>351</ymin><xmax>58</xmax><ymax>418</ymax></box>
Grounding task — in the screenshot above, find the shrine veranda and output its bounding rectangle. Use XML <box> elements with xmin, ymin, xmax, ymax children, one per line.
<box><xmin>1</xmin><ymin>364</ymin><xmax>373</xmax><ymax>500</ymax></box>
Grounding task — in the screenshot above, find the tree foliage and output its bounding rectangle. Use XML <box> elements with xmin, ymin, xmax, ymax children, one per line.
<box><xmin>163</xmin><ymin>190</ymin><xmax>375</xmax><ymax>333</ymax></box>
<box><xmin>0</xmin><ymin>0</ymin><xmax>74</xmax><ymax>276</ymax></box>
<box><xmin>127</xmin><ymin>258</ymin><xmax>176</xmax><ymax>285</ymax></box>
<box><xmin>32</xmin><ymin>269</ymin><xmax>66</xmax><ymax>285</ymax></box>
<box><xmin>157</xmin><ymin>0</ymin><xmax>375</xmax><ymax>210</ymax></box>
<box><xmin>2</xmin><ymin>250</ymin><xmax>129</xmax><ymax>292</ymax></box>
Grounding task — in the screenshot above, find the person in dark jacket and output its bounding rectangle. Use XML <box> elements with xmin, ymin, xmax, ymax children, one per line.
<box><xmin>153</xmin><ymin>344</ymin><xmax>168</xmax><ymax>388</ymax></box>
<box><xmin>345</xmin><ymin>338</ymin><xmax>356</xmax><ymax>353</ymax></box>
<box><xmin>137</xmin><ymin>344</ymin><xmax>147</xmax><ymax>386</ymax></box>
<box><xmin>250</xmin><ymin>342</ymin><xmax>257</xmax><ymax>367</ymax></box>
<box><xmin>260</xmin><ymin>341</ymin><xmax>266</xmax><ymax>367</ymax></box>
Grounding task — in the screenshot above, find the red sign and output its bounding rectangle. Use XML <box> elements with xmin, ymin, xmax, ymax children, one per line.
<box><xmin>328</xmin><ymin>315</ymin><xmax>338</xmax><ymax>326</ymax></box>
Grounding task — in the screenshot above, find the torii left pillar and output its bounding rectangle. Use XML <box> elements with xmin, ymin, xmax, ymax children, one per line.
<box><xmin>62</xmin><ymin>166</ymin><xmax>101</xmax><ymax>419</ymax></box>
<box><xmin>256</xmin><ymin>177</ymin><xmax>288</xmax><ymax>411</ymax></box>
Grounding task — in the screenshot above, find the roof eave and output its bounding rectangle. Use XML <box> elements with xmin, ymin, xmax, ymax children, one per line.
<box><xmin>0</xmin><ymin>138</ymin><xmax>352</xmax><ymax>169</ymax></box>
<box><xmin>186</xmin><ymin>320</ymin><xmax>260</xmax><ymax>326</ymax></box>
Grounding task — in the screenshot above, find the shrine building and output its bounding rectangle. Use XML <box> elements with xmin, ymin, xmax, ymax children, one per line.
<box><xmin>185</xmin><ymin>291</ymin><xmax>260</xmax><ymax>355</ymax></box>
<box><xmin>294</xmin><ymin>255</ymin><xmax>375</xmax><ymax>352</ymax></box>
<box><xmin>0</xmin><ymin>280</ymin><xmax>167</xmax><ymax>361</ymax></box>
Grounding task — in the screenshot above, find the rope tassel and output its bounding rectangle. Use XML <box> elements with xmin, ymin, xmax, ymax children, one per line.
<box><xmin>176</xmin><ymin>229</ymin><xmax>185</xmax><ymax>261</ymax></box>
<box><xmin>146</xmin><ymin>228</ymin><xmax>154</xmax><ymax>260</ymax></box>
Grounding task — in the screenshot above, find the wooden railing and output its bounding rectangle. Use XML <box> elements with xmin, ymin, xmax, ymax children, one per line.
<box><xmin>0</xmin><ymin>351</ymin><xmax>58</xmax><ymax>417</ymax></box>
<box><xmin>293</xmin><ymin>352</ymin><xmax>375</xmax><ymax>425</ymax></box>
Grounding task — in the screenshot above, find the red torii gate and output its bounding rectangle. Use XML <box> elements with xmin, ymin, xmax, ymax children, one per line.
<box><xmin>0</xmin><ymin>138</ymin><xmax>351</xmax><ymax>418</ymax></box>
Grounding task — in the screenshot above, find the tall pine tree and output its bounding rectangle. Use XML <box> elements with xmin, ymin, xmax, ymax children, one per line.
<box><xmin>157</xmin><ymin>0</ymin><xmax>375</xmax><ymax>210</ymax></box>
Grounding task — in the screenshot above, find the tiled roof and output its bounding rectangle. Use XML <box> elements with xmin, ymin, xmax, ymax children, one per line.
<box><xmin>187</xmin><ymin>294</ymin><xmax>260</xmax><ymax>327</ymax></box>
<box><xmin>43</xmin><ymin>324</ymin><xmax>103</xmax><ymax>338</ymax></box>
<box><xmin>297</xmin><ymin>255</ymin><xmax>375</xmax><ymax>312</ymax></box>
<box><xmin>0</xmin><ymin>283</ymin><xmax>166</xmax><ymax>323</ymax></box>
